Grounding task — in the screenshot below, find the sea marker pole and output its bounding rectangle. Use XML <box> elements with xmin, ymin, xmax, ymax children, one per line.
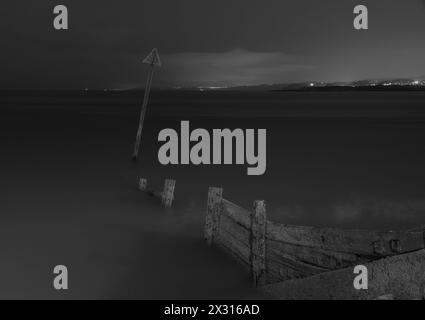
<box><xmin>132</xmin><ymin>48</ymin><xmax>161</xmax><ymax>161</ymax></box>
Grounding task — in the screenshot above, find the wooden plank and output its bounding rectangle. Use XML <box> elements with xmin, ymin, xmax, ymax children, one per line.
<box><xmin>222</xmin><ymin>199</ymin><xmax>251</xmax><ymax>229</ymax></box>
<box><xmin>266</xmin><ymin>221</ymin><xmax>424</xmax><ymax>256</ymax></box>
<box><xmin>219</xmin><ymin>214</ymin><xmax>251</xmax><ymax>247</ymax></box>
<box><xmin>145</xmin><ymin>190</ymin><xmax>162</xmax><ymax>199</ymax></box>
<box><xmin>266</xmin><ymin>260</ymin><xmax>312</xmax><ymax>282</ymax></box>
<box><xmin>267</xmin><ymin>239</ymin><xmax>365</xmax><ymax>271</ymax></box>
<box><xmin>204</xmin><ymin>187</ymin><xmax>223</xmax><ymax>245</ymax></box>
<box><xmin>216</xmin><ymin>227</ymin><xmax>251</xmax><ymax>267</ymax></box>
<box><xmin>251</xmin><ymin>200</ymin><xmax>267</xmax><ymax>286</ymax></box>
<box><xmin>266</xmin><ymin>247</ymin><xmax>328</xmax><ymax>282</ymax></box>
<box><xmin>139</xmin><ymin>178</ymin><xmax>162</xmax><ymax>200</ymax></box>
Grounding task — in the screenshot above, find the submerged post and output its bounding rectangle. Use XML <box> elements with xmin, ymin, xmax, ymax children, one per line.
<box><xmin>161</xmin><ymin>179</ymin><xmax>176</xmax><ymax>208</ymax></box>
<box><xmin>205</xmin><ymin>187</ymin><xmax>223</xmax><ymax>245</ymax></box>
<box><xmin>139</xmin><ymin>178</ymin><xmax>147</xmax><ymax>191</ymax></box>
<box><xmin>251</xmin><ymin>200</ymin><xmax>267</xmax><ymax>286</ymax></box>
<box><xmin>132</xmin><ymin>48</ymin><xmax>162</xmax><ymax>161</ymax></box>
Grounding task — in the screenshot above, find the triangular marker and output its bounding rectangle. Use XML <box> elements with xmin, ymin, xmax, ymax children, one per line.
<box><xmin>142</xmin><ymin>48</ymin><xmax>161</xmax><ymax>67</ymax></box>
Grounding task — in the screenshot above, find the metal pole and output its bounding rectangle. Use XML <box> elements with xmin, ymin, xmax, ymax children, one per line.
<box><xmin>132</xmin><ymin>64</ymin><xmax>154</xmax><ymax>160</ymax></box>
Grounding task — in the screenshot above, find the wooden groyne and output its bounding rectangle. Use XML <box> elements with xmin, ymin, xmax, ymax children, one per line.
<box><xmin>139</xmin><ymin>178</ymin><xmax>176</xmax><ymax>208</ymax></box>
<box><xmin>262</xmin><ymin>248</ymin><xmax>425</xmax><ymax>300</ymax></box>
<box><xmin>204</xmin><ymin>187</ymin><xmax>425</xmax><ymax>287</ymax></box>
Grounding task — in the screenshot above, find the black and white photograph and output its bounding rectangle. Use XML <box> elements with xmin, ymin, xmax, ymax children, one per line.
<box><xmin>1</xmin><ymin>0</ymin><xmax>425</xmax><ymax>303</ymax></box>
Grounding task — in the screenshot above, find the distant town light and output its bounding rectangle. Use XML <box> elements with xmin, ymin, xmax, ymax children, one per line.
<box><xmin>309</xmin><ymin>83</ymin><xmax>315</xmax><ymax>87</ymax></box>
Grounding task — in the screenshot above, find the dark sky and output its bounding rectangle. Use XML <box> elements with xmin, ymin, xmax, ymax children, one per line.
<box><xmin>1</xmin><ymin>0</ymin><xmax>425</xmax><ymax>89</ymax></box>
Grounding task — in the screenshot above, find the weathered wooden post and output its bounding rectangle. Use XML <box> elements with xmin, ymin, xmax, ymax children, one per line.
<box><xmin>251</xmin><ymin>200</ymin><xmax>267</xmax><ymax>286</ymax></box>
<box><xmin>205</xmin><ymin>187</ymin><xmax>223</xmax><ymax>245</ymax></box>
<box><xmin>139</xmin><ymin>178</ymin><xmax>147</xmax><ymax>191</ymax></box>
<box><xmin>161</xmin><ymin>179</ymin><xmax>176</xmax><ymax>208</ymax></box>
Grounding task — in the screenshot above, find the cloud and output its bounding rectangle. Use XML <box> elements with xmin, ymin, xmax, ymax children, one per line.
<box><xmin>156</xmin><ymin>49</ymin><xmax>315</xmax><ymax>87</ymax></box>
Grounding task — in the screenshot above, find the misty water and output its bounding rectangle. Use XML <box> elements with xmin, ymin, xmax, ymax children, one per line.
<box><xmin>1</xmin><ymin>90</ymin><xmax>425</xmax><ymax>298</ymax></box>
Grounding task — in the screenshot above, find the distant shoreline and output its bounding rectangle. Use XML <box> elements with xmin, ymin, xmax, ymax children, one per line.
<box><xmin>273</xmin><ymin>85</ymin><xmax>425</xmax><ymax>92</ymax></box>
<box><xmin>1</xmin><ymin>85</ymin><xmax>425</xmax><ymax>95</ymax></box>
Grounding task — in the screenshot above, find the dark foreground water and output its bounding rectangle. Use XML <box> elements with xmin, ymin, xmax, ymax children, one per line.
<box><xmin>1</xmin><ymin>90</ymin><xmax>425</xmax><ymax>298</ymax></box>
